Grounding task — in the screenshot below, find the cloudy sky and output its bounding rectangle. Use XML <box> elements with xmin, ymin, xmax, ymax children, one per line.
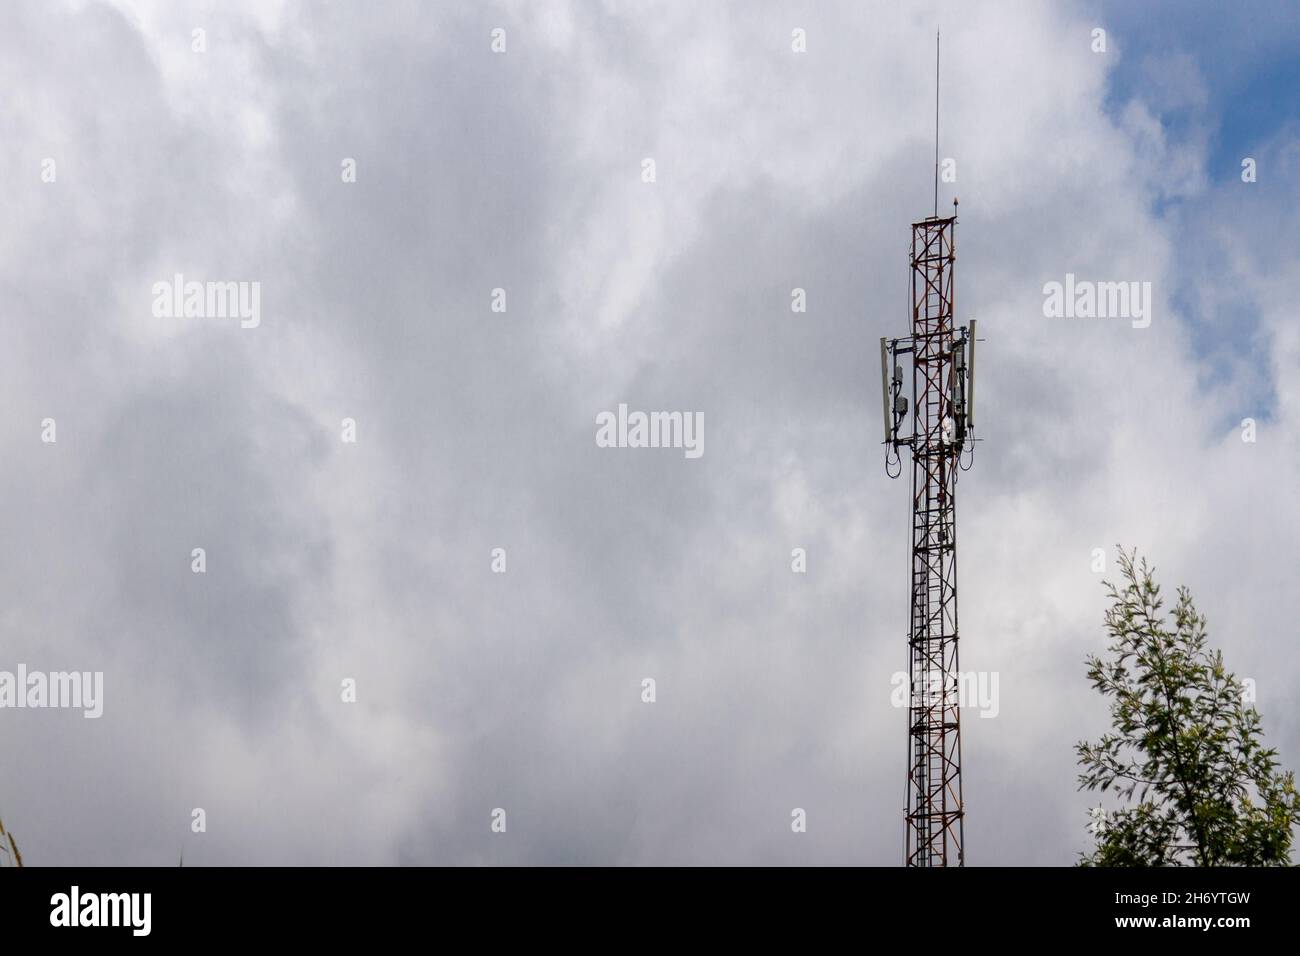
<box><xmin>1</xmin><ymin>0</ymin><xmax>1298</xmax><ymax>865</ymax></box>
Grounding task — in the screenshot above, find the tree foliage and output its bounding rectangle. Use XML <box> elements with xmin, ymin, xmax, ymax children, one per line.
<box><xmin>1076</xmin><ymin>548</ymin><xmax>1300</xmax><ymax>866</ymax></box>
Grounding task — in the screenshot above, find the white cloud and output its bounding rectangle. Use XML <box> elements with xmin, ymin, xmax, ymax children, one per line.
<box><xmin>1</xmin><ymin>0</ymin><xmax>1296</xmax><ymax>865</ymax></box>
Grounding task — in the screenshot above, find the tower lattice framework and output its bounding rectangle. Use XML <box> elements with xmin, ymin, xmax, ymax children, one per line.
<box><xmin>882</xmin><ymin>210</ymin><xmax>974</xmax><ymax>868</ymax></box>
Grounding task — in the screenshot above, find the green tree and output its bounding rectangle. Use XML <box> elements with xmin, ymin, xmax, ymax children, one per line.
<box><xmin>0</xmin><ymin>815</ymin><xmax>21</xmax><ymax>868</ymax></box>
<box><xmin>1076</xmin><ymin>548</ymin><xmax>1300</xmax><ymax>866</ymax></box>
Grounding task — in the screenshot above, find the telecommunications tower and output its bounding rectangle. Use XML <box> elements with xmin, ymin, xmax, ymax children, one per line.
<box><xmin>879</xmin><ymin>30</ymin><xmax>979</xmax><ymax>867</ymax></box>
